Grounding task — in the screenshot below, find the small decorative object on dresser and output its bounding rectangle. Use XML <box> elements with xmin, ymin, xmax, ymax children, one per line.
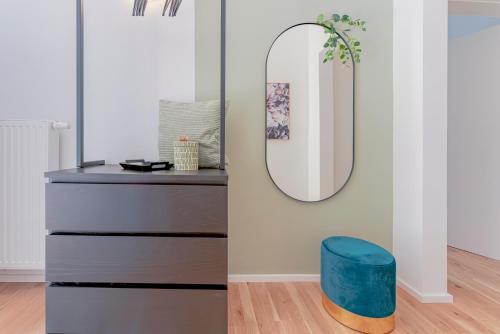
<box><xmin>119</xmin><ymin>159</ymin><xmax>174</xmax><ymax>172</ymax></box>
<box><xmin>174</xmin><ymin>136</ymin><xmax>199</xmax><ymax>171</ymax></box>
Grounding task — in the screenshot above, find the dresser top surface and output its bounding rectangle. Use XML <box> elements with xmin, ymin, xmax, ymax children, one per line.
<box><xmin>45</xmin><ymin>164</ymin><xmax>228</xmax><ymax>185</ymax></box>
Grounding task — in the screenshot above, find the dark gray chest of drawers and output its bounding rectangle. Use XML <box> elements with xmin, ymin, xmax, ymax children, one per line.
<box><xmin>45</xmin><ymin>165</ymin><xmax>228</xmax><ymax>334</ymax></box>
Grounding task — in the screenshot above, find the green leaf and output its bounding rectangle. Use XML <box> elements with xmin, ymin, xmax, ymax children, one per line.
<box><xmin>317</xmin><ymin>12</ymin><xmax>366</xmax><ymax>66</ymax></box>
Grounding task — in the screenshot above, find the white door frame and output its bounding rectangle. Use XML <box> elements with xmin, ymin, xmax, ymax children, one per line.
<box><xmin>393</xmin><ymin>0</ymin><xmax>451</xmax><ymax>303</ymax></box>
<box><xmin>393</xmin><ymin>0</ymin><xmax>500</xmax><ymax>304</ymax></box>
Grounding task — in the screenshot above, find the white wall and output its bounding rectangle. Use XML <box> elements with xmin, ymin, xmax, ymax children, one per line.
<box><xmin>318</xmin><ymin>54</ymin><xmax>335</xmax><ymax>199</ymax></box>
<box><xmin>84</xmin><ymin>0</ymin><xmax>194</xmax><ymax>164</ymax></box>
<box><xmin>0</xmin><ymin>0</ymin><xmax>195</xmax><ymax>168</ymax></box>
<box><xmin>448</xmin><ymin>25</ymin><xmax>500</xmax><ymax>260</ymax></box>
<box><xmin>307</xmin><ymin>27</ymin><xmax>322</xmax><ymax>200</ymax></box>
<box><xmin>394</xmin><ymin>0</ymin><xmax>452</xmax><ymax>303</ymax></box>
<box><xmin>332</xmin><ymin>57</ymin><xmax>353</xmax><ymax>192</ymax></box>
<box><xmin>0</xmin><ymin>0</ymin><xmax>75</xmax><ymax>168</ymax></box>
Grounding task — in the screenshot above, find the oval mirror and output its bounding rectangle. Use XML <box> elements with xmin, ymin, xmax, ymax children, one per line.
<box><xmin>266</xmin><ymin>23</ymin><xmax>354</xmax><ymax>202</ymax></box>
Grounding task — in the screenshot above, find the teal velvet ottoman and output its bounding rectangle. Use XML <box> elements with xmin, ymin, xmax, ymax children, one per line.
<box><xmin>321</xmin><ymin>236</ymin><xmax>396</xmax><ymax>334</ymax></box>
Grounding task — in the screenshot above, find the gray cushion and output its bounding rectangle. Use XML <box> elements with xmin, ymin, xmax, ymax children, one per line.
<box><xmin>159</xmin><ymin>100</ymin><xmax>226</xmax><ymax>168</ymax></box>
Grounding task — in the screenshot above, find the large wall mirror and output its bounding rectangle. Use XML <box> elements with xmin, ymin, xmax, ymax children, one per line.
<box><xmin>265</xmin><ymin>23</ymin><xmax>354</xmax><ymax>202</ymax></box>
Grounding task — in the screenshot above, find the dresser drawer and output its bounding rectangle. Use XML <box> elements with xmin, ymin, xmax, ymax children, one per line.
<box><xmin>46</xmin><ymin>183</ymin><xmax>227</xmax><ymax>234</ymax></box>
<box><xmin>46</xmin><ymin>286</ymin><xmax>227</xmax><ymax>334</ymax></box>
<box><xmin>46</xmin><ymin>235</ymin><xmax>227</xmax><ymax>285</ymax></box>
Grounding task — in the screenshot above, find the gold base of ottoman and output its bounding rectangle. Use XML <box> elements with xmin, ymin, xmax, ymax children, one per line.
<box><xmin>322</xmin><ymin>292</ymin><xmax>395</xmax><ymax>334</ymax></box>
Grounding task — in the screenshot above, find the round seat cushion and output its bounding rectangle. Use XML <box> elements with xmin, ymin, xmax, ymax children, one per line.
<box><xmin>321</xmin><ymin>236</ymin><xmax>396</xmax><ymax>318</ymax></box>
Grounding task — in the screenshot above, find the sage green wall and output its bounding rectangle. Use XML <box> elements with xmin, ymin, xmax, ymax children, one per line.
<box><xmin>196</xmin><ymin>0</ymin><xmax>393</xmax><ymax>274</ymax></box>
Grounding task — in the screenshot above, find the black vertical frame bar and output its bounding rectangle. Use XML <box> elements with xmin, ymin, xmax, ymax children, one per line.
<box><xmin>76</xmin><ymin>0</ymin><xmax>105</xmax><ymax>168</ymax></box>
<box><xmin>76</xmin><ymin>0</ymin><xmax>84</xmax><ymax>168</ymax></box>
<box><xmin>219</xmin><ymin>0</ymin><xmax>226</xmax><ymax>170</ymax></box>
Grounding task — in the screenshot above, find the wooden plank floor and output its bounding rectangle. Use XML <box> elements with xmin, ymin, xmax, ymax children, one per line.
<box><xmin>1</xmin><ymin>247</ymin><xmax>499</xmax><ymax>333</ymax></box>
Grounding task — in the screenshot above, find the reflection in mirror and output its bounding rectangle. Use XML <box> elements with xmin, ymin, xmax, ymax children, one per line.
<box><xmin>266</xmin><ymin>24</ymin><xmax>354</xmax><ymax>202</ymax></box>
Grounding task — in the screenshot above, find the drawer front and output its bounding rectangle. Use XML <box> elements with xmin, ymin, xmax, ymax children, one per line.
<box><xmin>46</xmin><ymin>286</ymin><xmax>227</xmax><ymax>334</ymax></box>
<box><xmin>46</xmin><ymin>183</ymin><xmax>227</xmax><ymax>234</ymax></box>
<box><xmin>46</xmin><ymin>235</ymin><xmax>227</xmax><ymax>285</ymax></box>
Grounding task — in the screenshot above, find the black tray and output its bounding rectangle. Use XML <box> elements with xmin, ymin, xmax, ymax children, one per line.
<box><xmin>119</xmin><ymin>160</ymin><xmax>174</xmax><ymax>172</ymax></box>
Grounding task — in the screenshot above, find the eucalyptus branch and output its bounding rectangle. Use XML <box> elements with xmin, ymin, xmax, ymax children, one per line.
<box><xmin>316</xmin><ymin>13</ymin><xmax>366</xmax><ymax>64</ymax></box>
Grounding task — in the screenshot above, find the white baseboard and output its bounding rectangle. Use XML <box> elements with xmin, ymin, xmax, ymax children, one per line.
<box><xmin>229</xmin><ymin>274</ymin><xmax>320</xmax><ymax>283</ymax></box>
<box><xmin>397</xmin><ymin>278</ymin><xmax>453</xmax><ymax>304</ymax></box>
<box><xmin>228</xmin><ymin>275</ymin><xmax>453</xmax><ymax>304</ymax></box>
<box><xmin>0</xmin><ymin>269</ymin><xmax>45</xmax><ymax>283</ymax></box>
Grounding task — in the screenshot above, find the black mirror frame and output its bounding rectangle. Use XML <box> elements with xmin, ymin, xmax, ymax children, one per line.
<box><xmin>264</xmin><ymin>22</ymin><xmax>356</xmax><ymax>202</ymax></box>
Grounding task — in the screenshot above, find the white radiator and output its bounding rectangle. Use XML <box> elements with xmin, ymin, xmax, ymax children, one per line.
<box><xmin>0</xmin><ymin>120</ymin><xmax>67</xmax><ymax>277</ymax></box>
